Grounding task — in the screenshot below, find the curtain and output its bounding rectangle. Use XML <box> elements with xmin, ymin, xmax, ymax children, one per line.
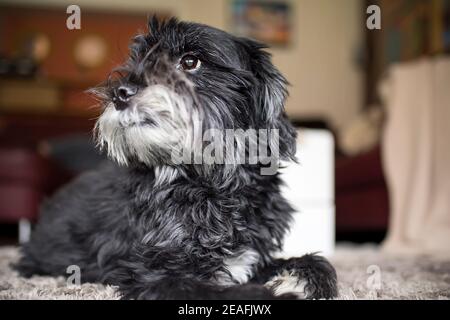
<box><xmin>381</xmin><ymin>57</ymin><xmax>450</xmax><ymax>255</ymax></box>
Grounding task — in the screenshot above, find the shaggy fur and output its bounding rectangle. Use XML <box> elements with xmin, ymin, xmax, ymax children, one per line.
<box><xmin>14</xmin><ymin>17</ymin><xmax>337</xmax><ymax>300</ymax></box>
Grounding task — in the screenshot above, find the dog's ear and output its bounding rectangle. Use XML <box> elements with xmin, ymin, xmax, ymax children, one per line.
<box><xmin>236</xmin><ymin>38</ymin><xmax>297</xmax><ymax>161</ymax></box>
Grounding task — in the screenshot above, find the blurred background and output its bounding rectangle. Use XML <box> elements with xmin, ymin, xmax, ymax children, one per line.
<box><xmin>0</xmin><ymin>0</ymin><xmax>449</xmax><ymax>254</ymax></box>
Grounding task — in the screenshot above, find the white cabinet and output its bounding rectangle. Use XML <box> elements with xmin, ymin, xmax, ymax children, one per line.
<box><xmin>278</xmin><ymin>129</ymin><xmax>335</xmax><ymax>258</ymax></box>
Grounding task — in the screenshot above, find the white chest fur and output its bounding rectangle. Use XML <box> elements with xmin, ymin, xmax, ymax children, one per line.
<box><xmin>214</xmin><ymin>250</ymin><xmax>260</xmax><ymax>285</ymax></box>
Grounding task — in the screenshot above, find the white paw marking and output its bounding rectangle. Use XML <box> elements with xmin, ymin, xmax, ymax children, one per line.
<box><xmin>265</xmin><ymin>270</ymin><xmax>308</xmax><ymax>299</ymax></box>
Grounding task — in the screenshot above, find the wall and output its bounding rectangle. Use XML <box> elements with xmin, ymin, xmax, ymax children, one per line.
<box><xmin>4</xmin><ymin>0</ymin><xmax>364</xmax><ymax>130</ymax></box>
<box><xmin>183</xmin><ymin>0</ymin><xmax>364</xmax><ymax>131</ymax></box>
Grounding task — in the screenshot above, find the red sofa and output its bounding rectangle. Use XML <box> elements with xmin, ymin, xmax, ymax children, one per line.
<box><xmin>0</xmin><ymin>147</ymin><xmax>72</xmax><ymax>221</ymax></box>
<box><xmin>335</xmin><ymin>145</ymin><xmax>390</xmax><ymax>233</ymax></box>
<box><xmin>0</xmin><ymin>114</ymin><xmax>92</xmax><ymax>239</ymax></box>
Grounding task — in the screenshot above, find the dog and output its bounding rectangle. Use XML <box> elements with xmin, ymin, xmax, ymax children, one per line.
<box><xmin>14</xmin><ymin>17</ymin><xmax>338</xmax><ymax>300</ymax></box>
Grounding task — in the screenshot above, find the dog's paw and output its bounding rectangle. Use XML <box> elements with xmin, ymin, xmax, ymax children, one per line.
<box><xmin>288</xmin><ymin>254</ymin><xmax>338</xmax><ymax>299</ymax></box>
<box><xmin>264</xmin><ymin>270</ymin><xmax>308</xmax><ymax>299</ymax></box>
<box><xmin>264</xmin><ymin>254</ymin><xmax>338</xmax><ymax>299</ymax></box>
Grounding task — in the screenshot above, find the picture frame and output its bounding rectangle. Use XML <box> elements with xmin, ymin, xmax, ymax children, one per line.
<box><xmin>231</xmin><ymin>0</ymin><xmax>292</xmax><ymax>46</ymax></box>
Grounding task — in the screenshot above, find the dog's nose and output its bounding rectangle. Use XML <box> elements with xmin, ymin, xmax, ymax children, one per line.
<box><xmin>113</xmin><ymin>85</ymin><xmax>138</xmax><ymax>110</ymax></box>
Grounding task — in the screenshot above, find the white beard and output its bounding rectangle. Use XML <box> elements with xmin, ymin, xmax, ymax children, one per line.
<box><xmin>95</xmin><ymin>84</ymin><xmax>200</xmax><ymax>166</ymax></box>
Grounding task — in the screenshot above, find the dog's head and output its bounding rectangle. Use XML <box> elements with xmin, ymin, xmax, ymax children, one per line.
<box><xmin>93</xmin><ymin>17</ymin><xmax>296</xmax><ymax>170</ymax></box>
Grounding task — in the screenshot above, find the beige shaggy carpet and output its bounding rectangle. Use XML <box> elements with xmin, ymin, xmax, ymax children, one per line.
<box><xmin>0</xmin><ymin>244</ymin><xmax>449</xmax><ymax>300</ymax></box>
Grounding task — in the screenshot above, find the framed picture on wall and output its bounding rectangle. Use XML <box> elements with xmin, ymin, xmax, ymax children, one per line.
<box><xmin>231</xmin><ymin>0</ymin><xmax>292</xmax><ymax>46</ymax></box>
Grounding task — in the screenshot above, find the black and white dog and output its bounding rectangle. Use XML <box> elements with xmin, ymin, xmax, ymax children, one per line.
<box><xmin>15</xmin><ymin>18</ymin><xmax>337</xmax><ymax>300</ymax></box>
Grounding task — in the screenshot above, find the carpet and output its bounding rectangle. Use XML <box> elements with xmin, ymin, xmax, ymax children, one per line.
<box><xmin>0</xmin><ymin>244</ymin><xmax>448</xmax><ymax>300</ymax></box>
<box><xmin>330</xmin><ymin>244</ymin><xmax>450</xmax><ymax>299</ymax></box>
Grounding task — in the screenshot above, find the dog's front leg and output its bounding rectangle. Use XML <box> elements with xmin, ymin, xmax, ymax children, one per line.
<box><xmin>104</xmin><ymin>248</ymin><xmax>291</xmax><ymax>300</ymax></box>
<box><xmin>252</xmin><ymin>254</ymin><xmax>338</xmax><ymax>299</ymax></box>
<box><xmin>118</xmin><ymin>276</ymin><xmax>293</xmax><ymax>300</ymax></box>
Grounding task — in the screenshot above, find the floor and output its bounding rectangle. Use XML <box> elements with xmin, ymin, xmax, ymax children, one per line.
<box><xmin>331</xmin><ymin>244</ymin><xmax>450</xmax><ymax>299</ymax></box>
<box><xmin>0</xmin><ymin>244</ymin><xmax>449</xmax><ymax>300</ymax></box>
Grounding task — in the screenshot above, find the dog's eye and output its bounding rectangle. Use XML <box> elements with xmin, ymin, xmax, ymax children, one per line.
<box><xmin>179</xmin><ymin>55</ymin><xmax>201</xmax><ymax>72</ymax></box>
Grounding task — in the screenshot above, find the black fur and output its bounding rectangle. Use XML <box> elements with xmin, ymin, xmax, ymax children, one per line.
<box><xmin>14</xmin><ymin>17</ymin><xmax>337</xmax><ymax>300</ymax></box>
